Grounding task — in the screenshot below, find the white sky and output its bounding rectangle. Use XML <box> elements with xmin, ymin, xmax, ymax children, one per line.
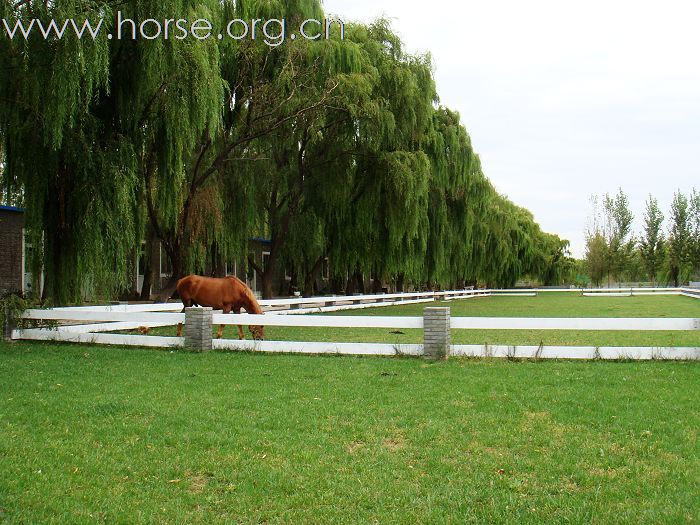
<box><xmin>323</xmin><ymin>0</ymin><xmax>700</xmax><ymax>256</ymax></box>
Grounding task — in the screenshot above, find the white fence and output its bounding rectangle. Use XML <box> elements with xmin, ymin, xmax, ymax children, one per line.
<box><xmin>7</xmin><ymin>287</ymin><xmax>700</xmax><ymax>361</ymax></box>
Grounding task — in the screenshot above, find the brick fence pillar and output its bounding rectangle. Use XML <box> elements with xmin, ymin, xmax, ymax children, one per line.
<box><xmin>423</xmin><ymin>307</ymin><xmax>451</xmax><ymax>360</ymax></box>
<box><xmin>185</xmin><ymin>307</ymin><xmax>213</xmax><ymax>352</ymax></box>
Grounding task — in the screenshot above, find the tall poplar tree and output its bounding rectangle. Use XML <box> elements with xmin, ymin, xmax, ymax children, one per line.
<box><xmin>689</xmin><ymin>189</ymin><xmax>700</xmax><ymax>276</ymax></box>
<box><xmin>667</xmin><ymin>191</ymin><xmax>692</xmax><ymax>286</ymax></box>
<box><xmin>638</xmin><ymin>195</ymin><xmax>665</xmax><ymax>284</ymax></box>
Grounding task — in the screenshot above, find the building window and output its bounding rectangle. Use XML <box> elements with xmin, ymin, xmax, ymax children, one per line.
<box><xmin>322</xmin><ymin>258</ymin><xmax>330</xmax><ymax>280</ymax></box>
<box><xmin>137</xmin><ymin>241</ymin><xmax>147</xmax><ymax>276</ymax></box>
<box><xmin>22</xmin><ymin>230</ymin><xmax>46</xmax><ymax>296</ymax></box>
<box><xmin>246</xmin><ymin>252</ymin><xmax>256</xmax><ymax>291</ymax></box>
<box><xmin>22</xmin><ymin>230</ymin><xmax>31</xmax><ymax>293</ymax></box>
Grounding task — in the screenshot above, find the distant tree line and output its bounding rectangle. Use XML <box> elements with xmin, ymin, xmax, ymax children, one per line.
<box><xmin>1</xmin><ymin>0</ymin><xmax>571</xmax><ymax>302</ymax></box>
<box><xmin>585</xmin><ymin>189</ymin><xmax>700</xmax><ymax>287</ymax></box>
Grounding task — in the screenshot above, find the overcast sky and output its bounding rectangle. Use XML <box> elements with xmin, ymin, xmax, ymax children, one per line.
<box><xmin>323</xmin><ymin>0</ymin><xmax>700</xmax><ymax>256</ymax></box>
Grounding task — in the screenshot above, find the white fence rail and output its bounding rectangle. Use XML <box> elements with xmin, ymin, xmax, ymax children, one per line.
<box><xmin>6</xmin><ymin>287</ymin><xmax>700</xmax><ymax>361</ymax></box>
<box><xmin>212</xmin><ymin>313</ymin><xmax>699</xmax><ymax>331</ymax></box>
<box><xmin>25</xmin><ymin>286</ymin><xmax>696</xmax><ymax>316</ymax></box>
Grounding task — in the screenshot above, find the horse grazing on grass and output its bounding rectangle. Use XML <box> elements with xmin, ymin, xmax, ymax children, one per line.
<box><xmin>175</xmin><ymin>275</ymin><xmax>265</xmax><ymax>340</ymax></box>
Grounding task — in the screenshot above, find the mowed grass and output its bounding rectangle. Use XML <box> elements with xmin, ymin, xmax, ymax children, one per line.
<box><xmin>129</xmin><ymin>294</ymin><xmax>700</xmax><ymax>347</ymax></box>
<box><xmin>0</xmin><ymin>342</ymin><xmax>698</xmax><ymax>524</ymax></box>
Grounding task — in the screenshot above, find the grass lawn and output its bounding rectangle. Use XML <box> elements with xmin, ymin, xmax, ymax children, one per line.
<box><xmin>0</xmin><ymin>342</ymin><xmax>698</xmax><ymax>524</ymax></box>
<box><xmin>122</xmin><ymin>294</ymin><xmax>700</xmax><ymax>347</ymax></box>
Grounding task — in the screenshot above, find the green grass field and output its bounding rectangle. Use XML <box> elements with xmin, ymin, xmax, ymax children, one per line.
<box><xmin>124</xmin><ymin>293</ymin><xmax>700</xmax><ymax>347</ymax></box>
<box><xmin>1</xmin><ymin>343</ymin><xmax>698</xmax><ymax>524</ymax></box>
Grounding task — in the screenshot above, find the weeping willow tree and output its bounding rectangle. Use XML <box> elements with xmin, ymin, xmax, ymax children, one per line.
<box><xmin>224</xmin><ymin>18</ymin><xmax>366</xmax><ymax>299</ymax></box>
<box><xmin>243</xmin><ymin>19</ymin><xmax>437</xmax><ymax>298</ymax></box>
<box><xmin>424</xmin><ymin>107</ymin><xmax>483</xmax><ymax>287</ymax></box>
<box><xmin>304</xmin><ymin>20</ymin><xmax>437</xmax><ymax>293</ymax></box>
<box><xmin>2</xmin><ymin>2</ymin><xmax>570</xmax><ymax>302</ymax></box>
<box><xmin>137</xmin><ymin>0</ymin><xmax>363</xmax><ymax>299</ymax></box>
<box><xmin>0</xmin><ymin>0</ymin><xmax>140</xmax><ymax>302</ymax></box>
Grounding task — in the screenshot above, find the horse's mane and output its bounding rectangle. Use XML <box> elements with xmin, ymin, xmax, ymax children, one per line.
<box><xmin>228</xmin><ymin>276</ymin><xmax>263</xmax><ymax>314</ymax></box>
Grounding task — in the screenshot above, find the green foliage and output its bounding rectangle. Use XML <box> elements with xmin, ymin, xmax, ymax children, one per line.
<box><xmin>667</xmin><ymin>191</ymin><xmax>693</xmax><ymax>286</ymax></box>
<box><xmin>582</xmin><ymin>189</ymin><xmax>700</xmax><ymax>287</ymax></box>
<box><xmin>689</xmin><ymin>189</ymin><xmax>700</xmax><ymax>275</ymax></box>
<box><xmin>1</xmin><ymin>3</ymin><xmax>569</xmax><ymax>301</ymax></box>
<box><xmin>0</xmin><ymin>293</ymin><xmax>53</xmax><ymax>331</ymax></box>
<box><xmin>585</xmin><ymin>232</ymin><xmax>608</xmax><ymax>287</ymax></box>
<box><xmin>639</xmin><ymin>195</ymin><xmax>666</xmax><ymax>284</ymax></box>
<box><xmin>604</xmin><ymin>189</ymin><xmax>635</xmax><ymax>283</ymax></box>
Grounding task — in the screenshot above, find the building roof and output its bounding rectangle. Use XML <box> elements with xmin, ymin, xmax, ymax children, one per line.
<box><xmin>0</xmin><ymin>205</ymin><xmax>24</xmax><ymax>213</ymax></box>
<box><xmin>250</xmin><ymin>237</ymin><xmax>272</xmax><ymax>244</ymax></box>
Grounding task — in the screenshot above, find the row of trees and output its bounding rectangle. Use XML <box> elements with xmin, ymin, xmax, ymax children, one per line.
<box><xmin>1</xmin><ymin>0</ymin><xmax>571</xmax><ymax>302</ymax></box>
<box><xmin>585</xmin><ymin>189</ymin><xmax>700</xmax><ymax>286</ymax></box>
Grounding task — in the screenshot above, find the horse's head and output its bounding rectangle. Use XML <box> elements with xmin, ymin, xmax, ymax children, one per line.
<box><xmin>250</xmin><ymin>325</ymin><xmax>265</xmax><ymax>340</ymax></box>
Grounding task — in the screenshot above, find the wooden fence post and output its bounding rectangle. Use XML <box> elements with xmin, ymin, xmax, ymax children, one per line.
<box><xmin>185</xmin><ymin>307</ymin><xmax>213</xmax><ymax>352</ymax></box>
<box><xmin>423</xmin><ymin>307</ymin><xmax>451</xmax><ymax>360</ymax></box>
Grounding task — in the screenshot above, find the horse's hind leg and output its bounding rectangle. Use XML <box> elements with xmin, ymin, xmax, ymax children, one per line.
<box><xmin>177</xmin><ymin>298</ymin><xmax>192</xmax><ymax>337</ymax></box>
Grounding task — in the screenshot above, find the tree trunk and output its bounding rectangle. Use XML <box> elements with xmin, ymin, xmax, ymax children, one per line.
<box><xmin>156</xmin><ymin>251</ymin><xmax>182</xmax><ymax>302</ymax></box>
<box><xmin>261</xmin><ymin>271</ymin><xmax>274</xmax><ymax>300</ymax></box>
<box><xmin>250</xmin><ymin>251</ymin><xmax>278</xmax><ymax>300</ymax></box>
<box><xmin>372</xmin><ymin>276</ymin><xmax>383</xmax><ymax>294</ymax></box>
<box><xmin>330</xmin><ymin>276</ymin><xmax>345</xmax><ymax>295</ymax></box>
<box><xmin>139</xmin><ymin>262</ymin><xmax>152</xmax><ymax>301</ymax></box>
<box><xmin>354</xmin><ymin>268</ymin><xmax>365</xmax><ymax>295</ymax></box>
<box><xmin>211</xmin><ymin>243</ymin><xmax>226</xmax><ymax>277</ymax></box>
<box><xmin>396</xmin><ymin>273</ymin><xmax>405</xmax><ymax>293</ymax></box>
<box><xmin>345</xmin><ymin>275</ymin><xmax>354</xmax><ymax>296</ymax></box>
<box><xmin>303</xmin><ymin>257</ymin><xmax>324</xmax><ymax>297</ymax></box>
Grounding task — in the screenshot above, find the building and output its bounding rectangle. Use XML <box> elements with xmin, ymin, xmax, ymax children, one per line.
<box><xmin>0</xmin><ymin>206</ymin><xmax>361</xmax><ymax>300</ymax></box>
<box><xmin>0</xmin><ymin>205</ymin><xmax>29</xmax><ymax>297</ymax></box>
<box><xmin>131</xmin><ymin>237</ymin><xmax>281</xmax><ymax>299</ymax></box>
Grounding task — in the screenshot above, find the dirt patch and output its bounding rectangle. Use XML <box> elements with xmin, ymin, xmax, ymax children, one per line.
<box><xmin>383</xmin><ymin>435</ymin><xmax>406</xmax><ymax>452</ymax></box>
<box><xmin>347</xmin><ymin>441</ymin><xmax>365</xmax><ymax>454</ymax></box>
<box><xmin>186</xmin><ymin>471</ymin><xmax>213</xmax><ymax>494</ymax></box>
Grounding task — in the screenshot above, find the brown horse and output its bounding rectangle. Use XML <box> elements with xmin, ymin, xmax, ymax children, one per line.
<box><xmin>175</xmin><ymin>275</ymin><xmax>265</xmax><ymax>340</ymax></box>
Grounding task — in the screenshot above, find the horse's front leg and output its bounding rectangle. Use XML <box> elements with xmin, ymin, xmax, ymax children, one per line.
<box><xmin>234</xmin><ymin>308</ymin><xmax>245</xmax><ymax>340</ymax></box>
<box><xmin>217</xmin><ymin>306</ymin><xmax>232</xmax><ymax>339</ymax></box>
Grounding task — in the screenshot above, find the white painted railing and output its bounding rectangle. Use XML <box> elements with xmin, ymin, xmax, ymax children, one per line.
<box><xmin>28</xmin><ymin>286</ymin><xmax>696</xmax><ymax>316</ymax></box>
<box><xmin>7</xmin><ymin>286</ymin><xmax>699</xmax><ymax>360</ymax></box>
<box><xmin>212</xmin><ymin>313</ymin><xmax>699</xmax><ymax>331</ymax></box>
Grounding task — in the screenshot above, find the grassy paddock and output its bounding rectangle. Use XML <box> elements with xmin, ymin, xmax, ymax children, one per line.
<box><xmin>0</xmin><ymin>342</ymin><xmax>698</xmax><ymax>524</ymax></box>
<box><xmin>122</xmin><ymin>294</ymin><xmax>700</xmax><ymax>347</ymax></box>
